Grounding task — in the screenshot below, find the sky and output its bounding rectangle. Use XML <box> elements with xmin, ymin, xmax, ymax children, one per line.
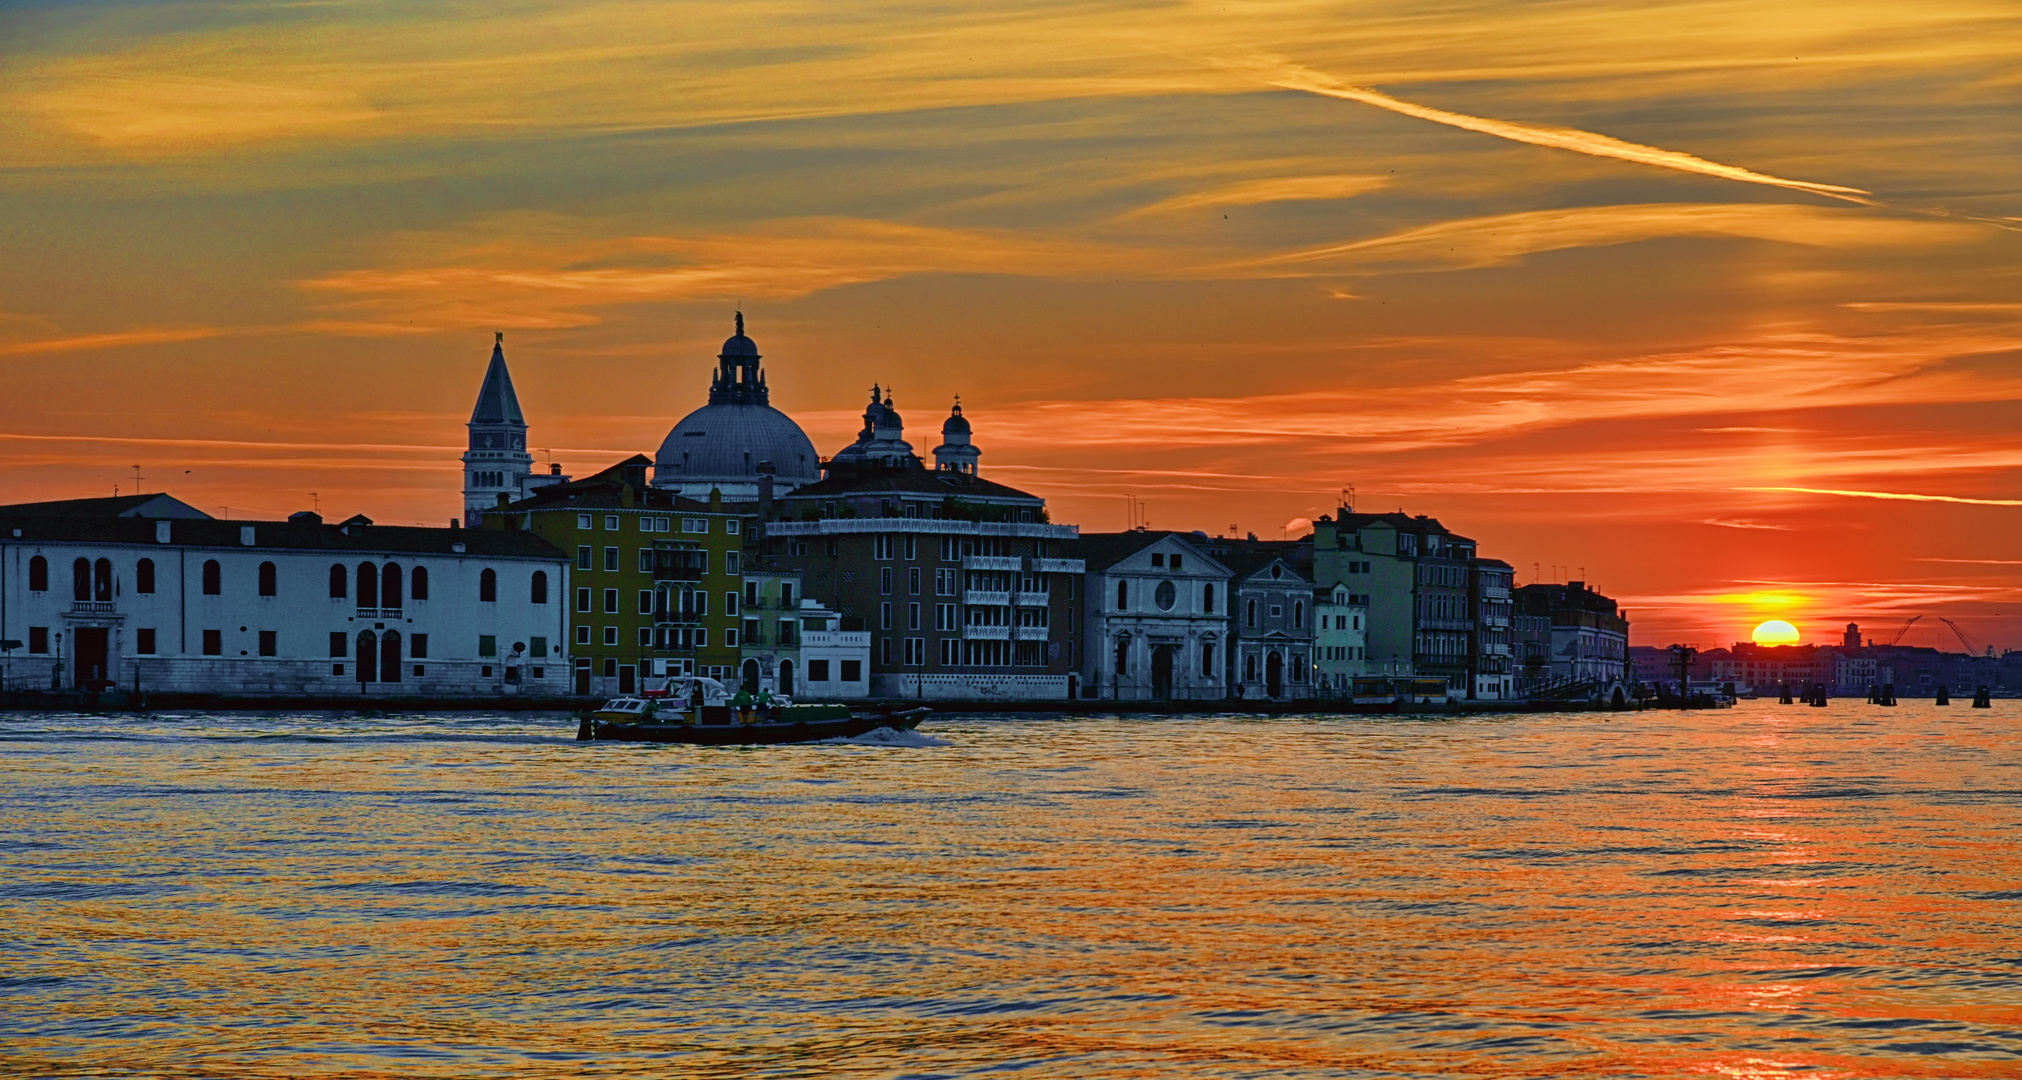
<box><xmin>1</xmin><ymin>0</ymin><xmax>2018</xmax><ymax>650</ymax></box>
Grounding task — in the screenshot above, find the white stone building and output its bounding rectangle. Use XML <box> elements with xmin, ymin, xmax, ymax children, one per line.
<box><xmin>795</xmin><ymin>598</ymin><xmax>871</xmax><ymax>700</ymax></box>
<box><xmin>0</xmin><ymin>494</ymin><xmax>571</xmax><ymax>698</ymax></box>
<box><xmin>1073</xmin><ymin>531</ymin><xmax>1233</xmax><ymax>702</ymax></box>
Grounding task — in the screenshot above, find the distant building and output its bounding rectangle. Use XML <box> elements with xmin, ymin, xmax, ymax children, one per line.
<box><xmin>1</xmin><ymin>494</ymin><xmax>569</xmax><ymax>697</ymax></box>
<box><xmin>1513</xmin><ymin>581</ymin><xmax>1630</xmax><ymax>696</ymax></box>
<box><xmin>1073</xmin><ymin>531</ymin><xmax>1232</xmax><ymax>701</ymax></box>
<box><xmin>1470</xmin><ymin>559</ymin><xmax>1515</xmax><ymax>700</ymax></box>
<box><xmin>1311</xmin><ymin>509</ymin><xmax>1478</xmax><ymax>694</ymax></box>
<box><xmin>1312</xmin><ymin>582</ymin><xmax>1369</xmax><ymax>694</ymax></box>
<box><xmin>736</xmin><ymin>566</ymin><xmax>806</xmax><ymax>695</ymax></box>
<box><xmin>652</xmin><ymin>314</ymin><xmax>821</xmax><ymax>501</ymax></box>
<box><xmin>1220</xmin><ymin>550</ymin><xmax>1315</xmax><ymax>700</ymax></box>
<box><xmin>764</xmin><ymin>396</ymin><xmax>1083</xmax><ymax>700</ymax></box>
<box><xmin>794</xmin><ymin>599</ymin><xmax>871</xmax><ymax>700</ymax></box>
<box><xmin>462</xmin><ymin>334</ymin><xmax>570</xmax><ymax>526</ymax></box>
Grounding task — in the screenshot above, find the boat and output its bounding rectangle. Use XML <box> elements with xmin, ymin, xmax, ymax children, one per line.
<box><xmin>576</xmin><ymin>675</ymin><xmax>930</xmax><ymax>745</ymax></box>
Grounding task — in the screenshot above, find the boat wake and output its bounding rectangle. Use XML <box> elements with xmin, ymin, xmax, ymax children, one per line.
<box><xmin>818</xmin><ymin>726</ymin><xmax>949</xmax><ymax>748</ymax></box>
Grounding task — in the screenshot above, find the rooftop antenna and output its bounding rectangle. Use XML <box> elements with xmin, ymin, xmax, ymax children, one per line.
<box><xmin>132</xmin><ymin>464</ymin><xmax>143</xmax><ymax>493</ymax></box>
<box><xmin>310</xmin><ymin>492</ymin><xmax>320</xmax><ymax>514</ymax></box>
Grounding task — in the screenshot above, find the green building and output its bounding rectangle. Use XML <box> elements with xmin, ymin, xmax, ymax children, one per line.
<box><xmin>483</xmin><ymin>455</ymin><xmax>743</xmax><ymax>696</ymax></box>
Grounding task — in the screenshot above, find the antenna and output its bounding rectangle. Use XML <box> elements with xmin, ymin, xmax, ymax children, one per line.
<box><xmin>1340</xmin><ymin>485</ymin><xmax>1356</xmax><ymax>513</ymax></box>
<box><xmin>310</xmin><ymin>492</ymin><xmax>320</xmax><ymax>514</ymax></box>
<box><xmin>132</xmin><ymin>464</ymin><xmax>143</xmax><ymax>493</ymax></box>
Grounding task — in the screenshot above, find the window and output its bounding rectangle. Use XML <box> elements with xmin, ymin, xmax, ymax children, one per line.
<box><xmin>726</xmin><ymin>519</ymin><xmax>741</xmax><ymax>535</ymax></box>
<box><xmin>575</xmin><ymin>625</ymin><xmax>590</xmax><ymax>645</ymax></box>
<box><xmin>880</xmin><ymin>602</ymin><xmax>891</xmax><ymax>630</ymax></box>
<box><xmin>1155</xmin><ymin>581</ymin><xmax>1176</xmax><ymax>611</ymax></box>
<box><xmin>137</xmin><ymin>628</ymin><xmax>156</xmax><ymax>655</ymax></box>
<box><xmin>695</xmin><ymin>627</ymin><xmax>707</xmax><ymax>647</ymax></box>
<box><xmin>411</xmin><ymin>566</ymin><xmax>428</xmax><ymax>600</ymax></box>
<box><xmin>136</xmin><ymin>558</ymin><xmax>155</xmax><ymax>594</ymax></box>
<box><xmin>1114</xmin><ymin>637</ymin><xmax>1129</xmax><ymax>676</ymax></box>
<box><xmin>1270</xmin><ymin>605</ymin><xmax>1283</xmax><ymax>618</ymax></box>
<box><xmin>936</xmin><ymin>568</ymin><xmax>955</xmax><ymax>596</ymax></box>
<box><xmin>605</xmin><ymin>515</ymin><xmax>619</xmax><ymax>531</ymax></box>
<box><xmin>28</xmin><ymin>556</ymin><xmax>47</xmax><ymax>592</ymax></box>
<box><xmin>903</xmin><ymin>536</ymin><xmax>917</xmax><ymax>561</ymax></box>
<box><xmin>725</xmin><ymin>626</ymin><xmax>740</xmax><ymax>648</ymax></box>
<box><xmin>480</xmin><ymin>568</ymin><xmax>498</xmax><ymax>602</ymax></box>
<box><xmin>382</xmin><ymin>563</ymin><xmax>402</xmax><ymax>608</ymax></box>
<box><xmin>575</xmin><ymin>587</ymin><xmax>591</xmax><ymax>612</ymax></box>
<box><xmin>908</xmin><ymin>567</ymin><xmax>921</xmax><ymax>595</ymax></box>
<box><xmin>780</xmin><ymin>582</ymin><xmax>795</xmax><ymax>608</ymax></box>
<box><xmin>904</xmin><ymin>638</ymin><xmax>924</xmax><ymax>666</ymax></box>
<box><xmin>638</xmin><ymin>589</ymin><xmax>653</xmax><ymax>615</ymax></box>
<box><xmin>1201</xmin><ymin>641</ymin><xmax>1215</xmax><ymax>677</ymax></box>
<box><xmin>28</xmin><ymin>627</ymin><xmax>47</xmax><ymax>654</ymax></box>
<box><xmin>638</xmin><ymin>627</ymin><xmax>653</xmax><ymax>647</ymax></box>
<box><xmin>725</xmin><ymin>591</ymin><xmax>740</xmax><ymax>617</ymax></box>
<box><xmin>1293</xmin><ymin>602</ymin><xmax>1304</xmax><ymax>629</ymax></box>
<box><xmin>203</xmin><ymin>629</ymin><xmax>223</xmax><ymax>656</ymax></box>
<box><xmin>810</xmin><ymin>659</ymin><xmax>830</xmax><ymax>681</ymax></box>
<box><xmin>71</xmin><ymin>558</ymin><xmax>90</xmax><ymax>602</ymax></box>
<box><xmin>638</xmin><ymin>549</ymin><xmax>653</xmax><ymax>573</ymax></box>
<box><xmin>1202</xmin><ymin>583</ymin><xmax>1215</xmax><ymax>613</ymax></box>
<box><xmin>744</xmin><ymin>580</ymin><xmax>759</xmax><ymax>607</ymax></box>
<box><xmin>879</xmin><ymin>567</ymin><xmax>892</xmax><ymax>595</ymax></box>
<box><xmin>936</xmin><ymin>603</ymin><xmax>958</xmax><ymax>631</ymax></box>
<box><xmin>577</xmin><ymin>546</ymin><xmax>592</xmax><ymax>571</ymax></box>
<box><xmin>603</xmin><ymin>547</ymin><xmax>618</xmax><ymax>572</ymax></box>
<box><xmin>415</xmin><ymin>665</ymin><xmax>427</xmax><ymax>677</ymax></box>
<box><xmin>578</xmin><ymin>514</ymin><xmax>592</xmax><ymax>529</ymax></box>
<box><xmin>529</xmin><ymin>637</ymin><xmax>546</xmax><ymax>658</ymax></box>
<box><xmin>259</xmin><ymin>631</ymin><xmax>277</xmax><ymax>657</ymax></box>
<box><xmin>1171</xmin><ymin>554</ymin><xmax>1183</xmax><ymax>570</ymax></box>
<box><xmin>874</xmin><ymin>535</ymin><xmax>894</xmax><ymax>560</ymax></box>
<box><xmin>202</xmin><ymin>559</ymin><xmax>222</xmax><ymax>595</ymax></box>
<box><xmin>1116</xmin><ymin>580</ymin><xmax>1128</xmax><ymax>610</ymax></box>
<box><xmin>603</xmin><ymin>626</ymin><xmax>618</xmax><ymax>646</ymax></box>
<box><xmin>880</xmin><ymin>638</ymin><xmax>891</xmax><ymax>665</ymax></box>
<box><xmin>329</xmin><ymin>632</ymin><xmax>347</xmax><ymax>657</ymax></box>
<box><xmin>412</xmin><ymin>634</ymin><xmax>429</xmax><ymax>658</ymax></box>
<box><xmin>603</xmin><ymin>588</ymin><xmax>619</xmax><ymax>613</ymax></box>
<box><xmin>840</xmin><ymin>659</ymin><xmax>862</xmax><ymax>682</ymax></box>
<box><xmin>329</xmin><ymin>564</ymin><xmax>347</xmax><ymax>598</ymax></box>
<box><xmin>638</xmin><ymin>516</ymin><xmax>654</xmax><ymax>533</ymax></box>
<box><xmin>479</xmin><ymin>635</ymin><xmax>498</xmax><ymax>657</ymax></box>
<box><xmin>532</xmin><ymin>571</ymin><xmax>549</xmax><ymax>604</ymax></box>
<box><xmin>357</xmin><ymin>562</ymin><xmax>377</xmax><ymax>607</ymax></box>
<box><xmin>683</xmin><ymin>517</ymin><xmax>707</xmax><ymax>533</ymax></box>
<box><xmin>909</xmin><ymin>602</ymin><xmax>921</xmax><ymax>630</ymax></box>
<box><xmin>726</xmin><ymin>551</ymin><xmax>741</xmax><ymax>575</ymax></box>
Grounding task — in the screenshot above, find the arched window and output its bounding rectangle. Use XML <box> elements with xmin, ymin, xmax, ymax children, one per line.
<box><xmin>1244</xmin><ymin>654</ymin><xmax>1258</xmax><ymax>681</ymax></box>
<box><xmin>258</xmin><ymin>561</ymin><xmax>277</xmax><ymax>597</ymax></box>
<box><xmin>28</xmin><ymin>555</ymin><xmax>47</xmax><ymax>592</ymax></box>
<box><xmin>382</xmin><ymin>563</ymin><xmax>402</xmax><ymax>609</ymax></box>
<box><xmin>329</xmin><ymin>564</ymin><xmax>347</xmax><ymax>599</ymax></box>
<box><xmin>479</xmin><ymin>568</ymin><xmax>497</xmax><ymax>602</ymax></box>
<box><xmin>1292</xmin><ymin>654</ymin><xmax>1307</xmax><ymax>682</ymax></box>
<box><xmin>356</xmin><ymin>563</ymin><xmax>377</xmax><ymax>608</ymax></box>
<box><xmin>380</xmin><ymin>630</ymin><xmax>402</xmax><ymax>683</ymax></box>
<box><xmin>531</xmin><ymin>570</ymin><xmax>548</xmax><ymax>605</ymax></box>
<box><xmin>1246</xmin><ymin>599</ymin><xmax>1257</xmax><ymax>628</ymax></box>
<box><xmin>93</xmin><ymin>558</ymin><xmax>112</xmax><ymax>602</ymax></box>
<box><xmin>1116</xmin><ymin>579</ymin><xmax>1128</xmax><ymax>610</ymax></box>
<box><xmin>72</xmin><ymin>558</ymin><xmax>91</xmax><ymax>602</ymax></box>
<box><xmin>1201</xmin><ymin>640</ymin><xmax>1216</xmax><ymax>677</ymax></box>
<box><xmin>411</xmin><ymin>565</ymin><xmax>428</xmax><ymax>601</ymax></box>
<box><xmin>1114</xmin><ymin>636</ymin><xmax>1129</xmax><ymax>676</ymax></box>
<box><xmin>202</xmin><ymin>559</ymin><xmax>221</xmax><ymax>596</ymax></box>
<box><xmin>136</xmin><ymin>558</ymin><xmax>155</xmax><ymax>594</ymax></box>
<box><xmin>1202</xmin><ymin>583</ymin><xmax>1214</xmax><ymax>613</ymax></box>
<box><xmin>779</xmin><ymin>658</ymin><xmax>794</xmax><ymax>696</ymax></box>
<box><xmin>1293</xmin><ymin>601</ymin><xmax>1304</xmax><ymax>629</ymax></box>
<box><xmin>356</xmin><ymin>630</ymin><xmax>378</xmax><ymax>683</ymax></box>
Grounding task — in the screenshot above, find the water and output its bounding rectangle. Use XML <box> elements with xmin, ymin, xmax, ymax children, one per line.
<box><xmin>3</xmin><ymin>702</ymin><xmax>2019</xmax><ymax>1078</ymax></box>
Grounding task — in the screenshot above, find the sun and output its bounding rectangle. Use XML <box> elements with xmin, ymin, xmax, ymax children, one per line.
<box><xmin>1751</xmin><ymin>620</ymin><xmax>1800</xmax><ymax>645</ymax></box>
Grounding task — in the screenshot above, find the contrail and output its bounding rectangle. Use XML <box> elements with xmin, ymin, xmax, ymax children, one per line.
<box><xmin>1228</xmin><ymin>56</ymin><xmax>1874</xmax><ymax>205</ymax></box>
<box><xmin>1743</xmin><ymin>486</ymin><xmax>2022</xmax><ymax>506</ymax></box>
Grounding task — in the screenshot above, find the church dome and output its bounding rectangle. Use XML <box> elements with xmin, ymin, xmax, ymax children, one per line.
<box><xmin>942</xmin><ymin>401</ymin><xmax>971</xmax><ymax>435</ymax></box>
<box><xmin>651</xmin><ymin>314</ymin><xmax>821</xmax><ymax>495</ymax></box>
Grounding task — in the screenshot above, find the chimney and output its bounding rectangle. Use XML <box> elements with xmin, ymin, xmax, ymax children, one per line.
<box><xmin>709</xmin><ymin>487</ymin><xmax>723</xmax><ymax>513</ymax></box>
<box><xmin>496</xmin><ymin>493</ymin><xmax>511</xmax><ymax>508</ymax></box>
<box><xmin>550</xmin><ymin>462</ymin><xmax>562</xmax><ymax>476</ymax></box>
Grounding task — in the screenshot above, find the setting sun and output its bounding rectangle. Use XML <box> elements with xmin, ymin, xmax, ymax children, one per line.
<box><xmin>1751</xmin><ymin>620</ymin><xmax>1801</xmax><ymax>645</ymax></box>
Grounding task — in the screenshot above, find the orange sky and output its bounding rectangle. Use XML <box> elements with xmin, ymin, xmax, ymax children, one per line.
<box><xmin>1</xmin><ymin>0</ymin><xmax>2018</xmax><ymax>649</ymax></box>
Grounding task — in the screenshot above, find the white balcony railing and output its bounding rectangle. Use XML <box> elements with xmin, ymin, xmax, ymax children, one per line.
<box><xmin>71</xmin><ymin>601</ymin><xmax>116</xmax><ymax>615</ymax></box>
<box><xmin>963</xmin><ymin>590</ymin><xmax>1011</xmax><ymax>606</ymax></box>
<box><xmin>963</xmin><ymin>625</ymin><xmax>1012</xmax><ymax>640</ymax></box>
<box><xmin>962</xmin><ymin>556</ymin><xmax>1022</xmax><ymax>571</ymax></box>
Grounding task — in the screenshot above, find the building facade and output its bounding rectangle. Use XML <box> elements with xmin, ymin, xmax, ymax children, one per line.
<box><xmin>1513</xmin><ymin>581</ymin><xmax>1630</xmax><ymax>695</ymax></box>
<box><xmin>1470</xmin><ymin>558</ymin><xmax>1515</xmax><ymax>700</ymax></box>
<box><xmin>1073</xmin><ymin>531</ymin><xmax>1232</xmax><ymax>701</ymax></box>
<box><xmin>1312</xmin><ymin>509</ymin><xmax>1479</xmax><ymax>693</ymax></box>
<box><xmin>1223</xmin><ymin>552</ymin><xmax>1316</xmax><ymax>700</ymax></box>
<box><xmin>462</xmin><ymin>334</ymin><xmax>570</xmax><ymax>526</ymax></box>
<box><xmin>1312</xmin><ymin>582</ymin><xmax>1370</xmax><ymax>695</ymax></box>
<box><xmin>1</xmin><ymin>495</ymin><xmax>569</xmax><ymax>697</ymax></box>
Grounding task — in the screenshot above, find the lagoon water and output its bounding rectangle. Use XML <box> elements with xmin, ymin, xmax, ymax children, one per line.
<box><xmin>3</xmin><ymin>701</ymin><xmax>2020</xmax><ymax>1078</ymax></box>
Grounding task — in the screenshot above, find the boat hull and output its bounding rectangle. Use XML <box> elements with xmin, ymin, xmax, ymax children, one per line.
<box><xmin>581</xmin><ymin>707</ymin><xmax>930</xmax><ymax>745</ymax></box>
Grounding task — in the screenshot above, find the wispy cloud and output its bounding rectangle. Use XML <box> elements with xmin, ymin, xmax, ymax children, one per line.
<box><xmin>0</xmin><ymin>325</ymin><xmax>254</xmax><ymax>357</ymax></box>
<box><xmin>1119</xmin><ymin>174</ymin><xmax>1388</xmax><ymax>218</ymax></box>
<box><xmin>1741</xmin><ymin>486</ymin><xmax>2022</xmax><ymax>507</ymax></box>
<box><xmin>1704</xmin><ymin>518</ymin><xmax>1793</xmax><ymax>531</ymax></box>
<box><xmin>1223</xmin><ymin>55</ymin><xmax>1874</xmax><ymax>204</ymax></box>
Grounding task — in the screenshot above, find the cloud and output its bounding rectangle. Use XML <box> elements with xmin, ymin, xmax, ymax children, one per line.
<box><xmin>1254</xmin><ymin>203</ymin><xmax>1976</xmax><ymax>273</ymax></box>
<box><xmin>1843</xmin><ymin>302</ymin><xmax>2022</xmax><ymax>313</ymax></box>
<box><xmin>0</xmin><ymin>325</ymin><xmax>258</xmax><ymax>357</ymax></box>
<box><xmin>1119</xmin><ymin>174</ymin><xmax>1388</xmax><ymax>218</ymax></box>
<box><xmin>1740</xmin><ymin>486</ymin><xmax>2022</xmax><ymax>507</ymax></box>
<box><xmin>1704</xmin><ymin>518</ymin><xmax>1793</xmax><ymax>531</ymax></box>
<box><xmin>1222</xmin><ymin>55</ymin><xmax>1873</xmax><ymax>203</ymax></box>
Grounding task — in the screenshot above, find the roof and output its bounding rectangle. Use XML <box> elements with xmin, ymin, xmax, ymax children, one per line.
<box><xmin>1067</xmin><ymin>531</ymin><xmax>1231</xmax><ymax>574</ymax></box>
<box><xmin>786</xmin><ymin>463</ymin><xmax>1042</xmax><ymax>504</ymax></box>
<box><xmin>657</xmin><ymin>402</ymin><xmax>819</xmax><ymax>486</ymax></box>
<box><xmin>469</xmin><ymin>337</ymin><xmax>527</xmax><ymax>426</ymax></box>
<box><xmin>503</xmin><ymin>455</ymin><xmax>718</xmax><ymax>513</ymax></box>
<box><xmin>0</xmin><ymin>513</ymin><xmax>565</xmax><ymax>560</ymax></box>
<box><xmin>1216</xmin><ymin>549</ymin><xmax>1312</xmax><ymax>585</ymax></box>
<box><xmin>1328</xmin><ymin>511</ymin><xmax>1472</xmax><ymax>542</ymax></box>
<box><xmin>0</xmin><ymin>493</ymin><xmax>210</xmax><ymax>520</ymax></box>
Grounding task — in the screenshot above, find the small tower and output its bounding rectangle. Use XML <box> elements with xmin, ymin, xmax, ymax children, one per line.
<box><xmin>462</xmin><ymin>332</ymin><xmax>533</xmax><ymax>526</ymax></box>
<box><xmin>933</xmin><ymin>398</ymin><xmax>980</xmax><ymax>475</ymax></box>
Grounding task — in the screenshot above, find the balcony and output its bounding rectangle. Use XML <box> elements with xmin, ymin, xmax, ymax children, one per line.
<box><xmin>964</xmin><ymin>590</ymin><xmax>1011</xmax><ymax>606</ymax></box>
<box><xmin>70</xmin><ymin>601</ymin><xmax>116</xmax><ymax>615</ymax></box>
<box><xmin>964</xmin><ymin>625</ymin><xmax>1011</xmax><ymax>640</ymax></box>
<box><xmin>356</xmin><ymin>607</ymin><xmax>401</xmax><ymax>619</ymax></box>
<box><xmin>653</xmin><ymin>611</ymin><xmax>703</xmax><ymax>626</ymax></box>
<box><xmin>1012</xmin><ymin>625</ymin><xmax>1050</xmax><ymax>641</ymax></box>
<box><xmin>653</xmin><ymin>547</ymin><xmax>708</xmax><ymax>581</ymax></box>
<box><xmin>1031</xmin><ymin>557</ymin><xmax>1084</xmax><ymax>575</ymax></box>
<box><xmin>963</xmin><ymin>555</ymin><xmax>1022</xmax><ymax>571</ymax></box>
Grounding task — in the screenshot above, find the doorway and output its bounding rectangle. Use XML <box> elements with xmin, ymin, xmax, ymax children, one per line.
<box><xmin>618</xmin><ymin>665</ymin><xmax>636</xmax><ymax>694</ymax></box>
<box><xmin>1150</xmin><ymin>645</ymin><xmax>1174</xmax><ymax>700</ymax></box>
<box><xmin>356</xmin><ymin>631</ymin><xmax>377</xmax><ymax>684</ymax></box>
<box><xmin>1266</xmin><ymin>650</ymin><xmax>1283</xmax><ymax>698</ymax></box>
<box><xmin>741</xmin><ymin>658</ymin><xmax>761</xmax><ymax>694</ymax></box>
<box><xmin>574</xmin><ymin>662</ymin><xmax>591</xmax><ymax>696</ymax></box>
<box><xmin>779</xmin><ymin>659</ymin><xmax>794</xmax><ymax>697</ymax></box>
<box><xmin>73</xmin><ymin>627</ymin><xmax>109</xmax><ymax>690</ymax></box>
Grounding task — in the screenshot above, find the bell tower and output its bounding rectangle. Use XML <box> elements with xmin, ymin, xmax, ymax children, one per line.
<box><xmin>462</xmin><ymin>332</ymin><xmax>533</xmax><ymax>526</ymax></box>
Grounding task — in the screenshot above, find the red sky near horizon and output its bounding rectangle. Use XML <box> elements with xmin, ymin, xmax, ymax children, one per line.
<box><xmin>1</xmin><ymin>0</ymin><xmax>2018</xmax><ymax>650</ymax></box>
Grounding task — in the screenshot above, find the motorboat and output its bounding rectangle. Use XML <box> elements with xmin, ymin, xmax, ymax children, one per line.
<box><xmin>578</xmin><ymin>675</ymin><xmax>930</xmax><ymax>745</ymax></box>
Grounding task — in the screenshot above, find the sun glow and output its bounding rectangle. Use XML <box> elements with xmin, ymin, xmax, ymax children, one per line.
<box><xmin>1751</xmin><ymin>620</ymin><xmax>1801</xmax><ymax>645</ymax></box>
